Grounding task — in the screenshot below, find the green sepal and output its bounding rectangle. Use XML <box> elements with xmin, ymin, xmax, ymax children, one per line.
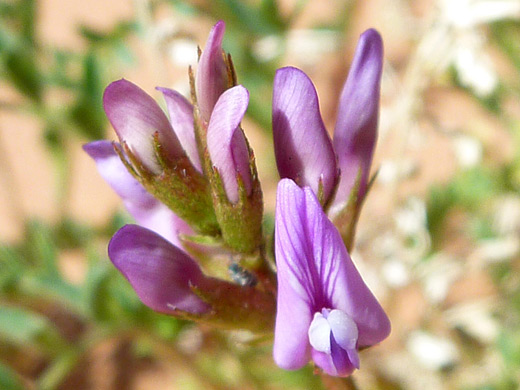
<box><xmin>331</xmin><ymin>169</ymin><xmax>362</xmax><ymax>252</ymax></box>
<box><xmin>114</xmin><ymin>139</ymin><xmax>220</xmax><ymax>236</ymax></box>
<box><xmin>183</xmin><ymin>276</ymin><xmax>276</xmax><ymax>334</ymax></box>
<box><xmin>179</xmin><ymin>233</ymin><xmax>223</xmax><ymax>247</ymax></box>
<box><xmin>331</xmin><ymin>168</ymin><xmax>379</xmax><ymax>252</ymax></box>
<box><xmin>207</xmin><ymin>138</ymin><xmax>264</xmax><ymax>254</ymax></box>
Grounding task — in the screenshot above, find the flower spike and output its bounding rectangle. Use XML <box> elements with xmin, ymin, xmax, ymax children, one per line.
<box><xmin>274</xmin><ymin>179</ymin><xmax>390</xmax><ymax>376</ymax></box>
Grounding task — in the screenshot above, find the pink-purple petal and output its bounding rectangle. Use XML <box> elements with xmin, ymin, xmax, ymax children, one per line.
<box><xmin>207</xmin><ymin>85</ymin><xmax>251</xmax><ymax>203</ymax></box>
<box><xmin>323</xmin><ymin>221</ymin><xmax>390</xmax><ymax>347</ymax></box>
<box><xmin>108</xmin><ymin>225</ymin><xmax>210</xmax><ymax>314</ymax></box>
<box><xmin>332</xmin><ymin>29</ymin><xmax>383</xmax><ymax>212</ymax></box>
<box><xmin>157</xmin><ymin>87</ymin><xmax>202</xmax><ymax>172</ymax></box>
<box><xmin>311</xmin><ymin>347</ymin><xmax>356</xmax><ymax>377</ymax></box>
<box><xmin>273</xmin><ymin>179</ymin><xmax>390</xmax><ymax>374</ymax></box>
<box><xmin>103</xmin><ymin>79</ymin><xmax>184</xmax><ymax>174</ymax></box>
<box><xmin>83</xmin><ymin>141</ymin><xmax>193</xmax><ymax>247</ymax></box>
<box><xmin>195</xmin><ymin>20</ymin><xmax>228</xmax><ymax>122</ymax></box>
<box><xmin>272</xmin><ymin>67</ymin><xmax>337</xmax><ymax>202</ymax></box>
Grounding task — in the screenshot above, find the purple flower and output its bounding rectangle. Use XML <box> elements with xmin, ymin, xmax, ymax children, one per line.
<box><xmin>195</xmin><ymin>20</ymin><xmax>229</xmax><ymax>123</ymax></box>
<box><xmin>83</xmin><ymin>141</ymin><xmax>193</xmax><ymax>248</ymax></box>
<box><xmin>332</xmin><ymin>29</ymin><xmax>383</xmax><ymax>214</ymax></box>
<box><xmin>108</xmin><ymin>224</ymin><xmax>210</xmax><ymax>314</ymax></box>
<box><xmin>103</xmin><ymin>79</ymin><xmax>189</xmax><ymax>175</ymax></box>
<box><xmin>207</xmin><ymin>85</ymin><xmax>252</xmax><ymax>203</ymax></box>
<box><xmin>272</xmin><ymin>67</ymin><xmax>337</xmax><ymax>202</ymax></box>
<box><xmin>272</xmin><ymin>29</ymin><xmax>383</xmax><ymax>211</ymax></box>
<box><xmin>273</xmin><ymin>179</ymin><xmax>390</xmax><ymax>376</ymax></box>
<box><xmin>108</xmin><ymin>224</ymin><xmax>277</xmax><ymax>331</ymax></box>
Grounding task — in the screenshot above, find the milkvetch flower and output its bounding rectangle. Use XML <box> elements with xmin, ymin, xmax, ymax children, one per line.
<box><xmin>272</xmin><ymin>67</ymin><xmax>337</xmax><ymax>203</ymax></box>
<box><xmin>332</xmin><ymin>28</ymin><xmax>383</xmax><ymax>215</ymax></box>
<box><xmin>101</xmin><ymin>78</ymin><xmax>218</xmax><ymax>235</ymax></box>
<box><xmin>272</xmin><ymin>29</ymin><xmax>383</xmax><ymax>214</ymax></box>
<box><xmin>83</xmin><ymin>141</ymin><xmax>193</xmax><ymax>248</ymax></box>
<box><xmin>273</xmin><ymin>178</ymin><xmax>390</xmax><ymax>376</ymax></box>
<box><xmin>108</xmin><ymin>224</ymin><xmax>276</xmax><ymax>331</ymax></box>
<box><xmin>109</xmin><ymin>224</ymin><xmax>210</xmax><ymax>314</ymax></box>
<box><xmin>205</xmin><ymin>84</ymin><xmax>263</xmax><ymax>253</ymax></box>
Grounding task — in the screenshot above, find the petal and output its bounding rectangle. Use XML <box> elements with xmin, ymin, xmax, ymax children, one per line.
<box><xmin>156</xmin><ymin>87</ymin><xmax>202</xmax><ymax>172</ymax></box>
<box><xmin>83</xmin><ymin>141</ymin><xmax>193</xmax><ymax>246</ymax></box>
<box><xmin>327</xmin><ymin>309</ymin><xmax>358</xmax><ymax>351</ymax></box>
<box><xmin>83</xmin><ymin>140</ymin><xmax>155</xmax><ymax>206</ymax></box>
<box><xmin>207</xmin><ymin>85</ymin><xmax>251</xmax><ymax>203</ymax></box>
<box><xmin>108</xmin><ymin>225</ymin><xmax>210</xmax><ymax>314</ymax></box>
<box><xmin>332</xmin><ymin>29</ymin><xmax>383</xmax><ymax>213</ymax></box>
<box><xmin>311</xmin><ymin>347</ymin><xmax>356</xmax><ymax>377</ymax></box>
<box><xmin>273</xmin><ymin>179</ymin><xmax>314</xmax><ymax>369</ymax></box>
<box><xmin>308</xmin><ymin>312</ymin><xmax>332</xmax><ymax>354</ymax></box>
<box><xmin>347</xmin><ymin>348</ymin><xmax>360</xmax><ymax>370</ymax></box>
<box><xmin>276</xmin><ymin>179</ymin><xmax>390</xmax><ymax>348</ymax></box>
<box><xmin>311</xmin><ymin>333</ymin><xmax>357</xmax><ymax>377</ymax></box>
<box><xmin>317</xmin><ymin>198</ymin><xmax>391</xmax><ymax>347</ymax></box>
<box><xmin>195</xmin><ymin>20</ymin><xmax>229</xmax><ymax>122</ymax></box>
<box><xmin>103</xmin><ymin>79</ymin><xmax>184</xmax><ymax>174</ymax></box>
<box><xmin>272</xmin><ymin>67</ymin><xmax>337</xmax><ymax>202</ymax></box>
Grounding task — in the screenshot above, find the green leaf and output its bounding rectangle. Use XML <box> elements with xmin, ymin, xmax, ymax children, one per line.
<box><xmin>0</xmin><ymin>362</ymin><xmax>25</xmax><ymax>390</ymax></box>
<box><xmin>26</xmin><ymin>220</ymin><xmax>59</xmax><ymax>277</ymax></box>
<box><xmin>4</xmin><ymin>43</ymin><xmax>42</xmax><ymax>102</ymax></box>
<box><xmin>70</xmin><ymin>53</ymin><xmax>106</xmax><ymax>140</ymax></box>
<box><xmin>79</xmin><ymin>21</ymin><xmax>136</xmax><ymax>45</ymax></box>
<box><xmin>492</xmin><ymin>21</ymin><xmax>520</xmax><ymax>73</ymax></box>
<box><xmin>19</xmin><ymin>0</ymin><xmax>36</xmax><ymax>46</ymax></box>
<box><xmin>0</xmin><ymin>305</ymin><xmax>65</xmax><ymax>352</ymax></box>
<box><xmin>0</xmin><ymin>245</ymin><xmax>24</xmax><ymax>291</ymax></box>
<box><xmin>83</xmin><ymin>260</ymin><xmax>114</xmax><ymax>321</ymax></box>
<box><xmin>212</xmin><ymin>0</ymin><xmax>283</xmax><ymax>35</ymax></box>
<box><xmin>498</xmin><ymin>331</ymin><xmax>520</xmax><ymax>367</ymax></box>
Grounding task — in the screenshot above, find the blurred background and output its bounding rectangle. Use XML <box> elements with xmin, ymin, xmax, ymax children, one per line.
<box><xmin>1</xmin><ymin>0</ymin><xmax>520</xmax><ymax>389</ymax></box>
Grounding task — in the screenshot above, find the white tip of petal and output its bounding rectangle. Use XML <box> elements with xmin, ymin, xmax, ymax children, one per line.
<box><xmin>308</xmin><ymin>312</ymin><xmax>332</xmax><ymax>354</ymax></box>
<box><xmin>328</xmin><ymin>309</ymin><xmax>359</xmax><ymax>351</ymax></box>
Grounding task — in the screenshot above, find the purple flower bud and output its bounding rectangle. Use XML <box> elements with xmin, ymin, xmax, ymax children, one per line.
<box><xmin>273</xmin><ymin>179</ymin><xmax>390</xmax><ymax>376</ymax></box>
<box><xmin>195</xmin><ymin>20</ymin><xmax>229</xmax><ymax>122</ymax></box>
<box><xmin>108</xmin><ymin>224</ymin><xmax>210</xmax><ymax>314</ymax></box>
<box><xmin>103</xmin><ymin>79</ymin><xmax>185</xmax><ymax>174</ymax></box>
<box><xmin>331</xmin><ymin>29</ymin><xmax>383</xmax><ymax>214</ymax></box>
<box><xmin>207</xmin><ymin>85</ymin><xmax>251</xmax><ymax>203</ymax></box>
<box><xmin>83</xmin><ymin>140</ymin><xmax>193</xmax><ymax>248</ymax></box>
<box><xmin>156</xmin><ymin>87</ymin><xmax>202</xmax><ymax>172</ymax></box>
<box><xmin>272</xmin><ymin>67</ymin><xmax>337</xmax><ymax>203</ymax></box>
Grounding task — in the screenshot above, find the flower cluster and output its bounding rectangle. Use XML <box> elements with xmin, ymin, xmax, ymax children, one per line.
<box><xmin>85</xmin><ymin>21</ymin><xmax>390</xmax><ymax>377</ymax></box>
